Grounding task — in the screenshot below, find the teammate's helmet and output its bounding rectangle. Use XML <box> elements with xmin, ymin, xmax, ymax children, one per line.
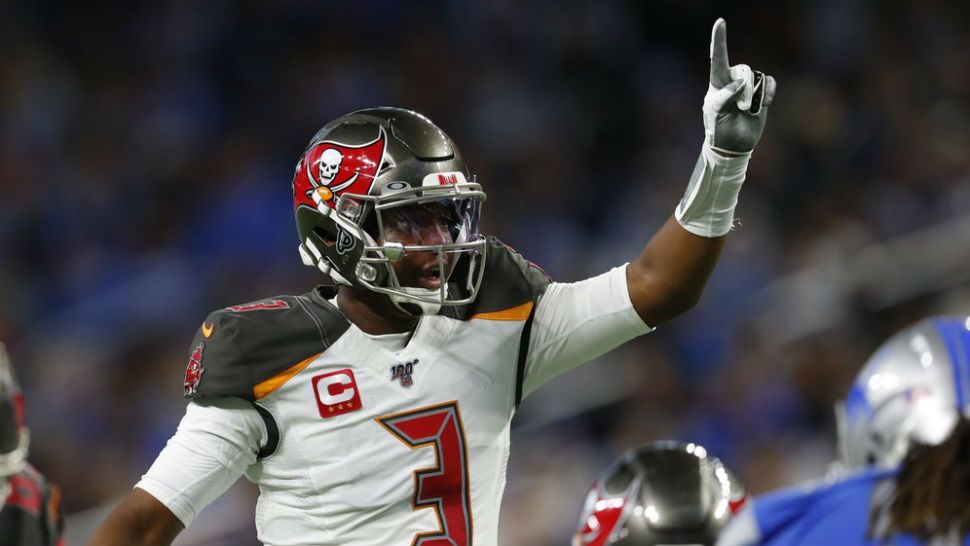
<box><xmin>573</xmin><ymin>441</ymin><xmax>746</xmax><ymax>546</ymax></box>
<box><xmin>0</xmin><ymin>343</ymin><xmax>29</xmax><ymax>479</ymax></box>
<box><xmin>292</xmin><ymin>107</ymin><xmax>487</xmax><ymax>314</ymax></box>
<box><xmin>836</xmin><ymin>315</ymin><xmax>970</xmax><ymax>470</ymax></box>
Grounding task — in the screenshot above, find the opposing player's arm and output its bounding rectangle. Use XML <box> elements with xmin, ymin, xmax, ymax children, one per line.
<box><xmin>85</xmin><ymin>489</ymin><xmax>183</xmax><ymax>546</ymax></box>
<box><xmin>627</xmin><ymin>18</ymin><xmax>775</xmax><ymax>326</ymax></box>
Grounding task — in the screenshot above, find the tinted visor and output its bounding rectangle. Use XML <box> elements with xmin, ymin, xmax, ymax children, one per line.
<box><xmin>379</xmin><ymin>197</ymin><xmax>481</xmax><ymax>246</ymax></box>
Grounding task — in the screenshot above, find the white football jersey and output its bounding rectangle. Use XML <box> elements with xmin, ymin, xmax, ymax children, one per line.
<box><xmin>137</xmin><ymin>241</ymin><xmax>651</xmax><ymax>546</ymax></box>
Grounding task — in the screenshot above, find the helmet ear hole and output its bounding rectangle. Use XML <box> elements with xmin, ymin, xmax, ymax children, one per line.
<box><xmin>312</xmin><ymin>226</ymin><xmax>337</xmax><ymax>248</ymax></box>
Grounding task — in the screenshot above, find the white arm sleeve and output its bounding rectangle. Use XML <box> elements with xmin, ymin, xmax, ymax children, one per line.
<box><xmin>135</xmin><ymin>397</ymin><xmax>265</xmax><ymax>527</ymax></box>
<box><xmin>521</xmin><ymin>264</ymin><xmax>654</xmax><ymax>398</ymax></box>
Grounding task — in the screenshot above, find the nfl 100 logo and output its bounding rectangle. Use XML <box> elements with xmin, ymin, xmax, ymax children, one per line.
<box><xmin>390</xmin><ymin>359</ymin><xmax>419</xmax><ymax>388</ymax></box>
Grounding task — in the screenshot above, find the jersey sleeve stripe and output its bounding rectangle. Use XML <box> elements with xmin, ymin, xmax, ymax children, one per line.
<box><xmin>472</xmin><ymin>301</ymin><xmax>534</xmax><ymax>321</ymax></box>
<box><xmin>253</xmin><ymin>352</ymin><xmax>321</xmax><ymax>400</ymax></box>
<box><xmin>514</xmin><ymin>301</ymin><xmax>539</xmax><ymax>408</ymax></box>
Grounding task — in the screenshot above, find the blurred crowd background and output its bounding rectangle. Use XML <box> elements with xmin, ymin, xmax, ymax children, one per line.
<box><xmin>2</xmin><ymin>0</ymin><xmax>969</xmax><ymax>544</ymax></box>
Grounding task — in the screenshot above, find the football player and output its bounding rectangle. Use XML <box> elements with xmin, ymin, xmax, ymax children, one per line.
<box><xmin>717</xmin><ymin>316</ymin><xmax>970</xmax><ymax>546</ymax></box>
<box><xmin>0</xmin><ymin>343</ymin><xmax>65</xmax><ymax>546</ymax></box>
<box><xmin>574</xmin><ymin>441</ymin><xmax>746</xmax><ymax>546</ymax></box>
<box><xmin>88</xmin><ymin>18</ymin><xmax>775</xmax><ymax>546</ymax></box>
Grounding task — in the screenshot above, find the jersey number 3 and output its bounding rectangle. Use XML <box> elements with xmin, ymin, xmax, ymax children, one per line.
<box><xmin>377</xmin><ymin>401</ymin><xmax>473</xmax><ymax>546</ymax></box>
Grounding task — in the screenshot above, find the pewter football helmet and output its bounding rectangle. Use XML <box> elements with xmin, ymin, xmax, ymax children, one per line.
<box><xmin>573</xmin><ymin>441</ymin><xmax>746</xmax><ymax>546</ymax></box>
<box><xmin>836</xmin><ymin>316</ymin><xmax>970</xmax><ymax>470</ymax></box>
<box><xmin>292</xmin><ymin>108</ymin><xmax>486</xmax><ymax>315</ymax></box>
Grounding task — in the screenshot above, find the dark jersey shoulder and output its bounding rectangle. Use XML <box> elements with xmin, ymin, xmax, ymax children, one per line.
<box><xmin>0</xmin><ymin>465</ymin><xmax>63</xmax><ymax>546</ymax></box>
<box><xmin>443</xmin><ymin>236</ymin><xmax>551</xmax><ymax>321</ymax></box>
<box><xmin>184</xmin><ymin>290</ymin><xmax>350</xmax><ymax>401</ymax></box>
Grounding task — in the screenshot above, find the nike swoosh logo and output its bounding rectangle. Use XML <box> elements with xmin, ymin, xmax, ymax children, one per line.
<box><xmin>202</xmin><ymin>322</ymin><xmax>214</xmax><ymax>338</ymax></box>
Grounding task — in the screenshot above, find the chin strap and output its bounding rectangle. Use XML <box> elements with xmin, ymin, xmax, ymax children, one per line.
<box><xmin>390</xmin><ymin>286</ymin><xmax>446</xmax><ymax>316</ymax></box>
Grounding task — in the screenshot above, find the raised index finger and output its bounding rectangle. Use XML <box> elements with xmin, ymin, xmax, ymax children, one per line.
<box><xmin>709</xmin><ymin>18</ymin><xmax>731</xmax><ymax>87</ymax></box>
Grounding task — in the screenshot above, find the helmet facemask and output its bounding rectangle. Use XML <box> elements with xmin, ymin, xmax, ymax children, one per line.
<box><xmin>0</xmin><ymin>346</ymin><xmax>28</xmax><ymax>480</ymax></box>
<box><xmin>299</xmin><ymin>178</ymin><xmax>487</xmax><ymax>315</ymax></box>
<box><xmin>355</xmin><ymin>180</ymin><xmax>487</xmax><ymax>315</ymax></box>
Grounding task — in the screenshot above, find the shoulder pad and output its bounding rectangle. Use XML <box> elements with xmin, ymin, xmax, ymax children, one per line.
<box><xmin>183</xmin><ymin>291</ymin><xmax>349</xmax><ymax>401</ymax></box>
<box><xmin>446</xmin><ymin>237</ymin><xmax>551</xmax><ymax>320</ymax></box>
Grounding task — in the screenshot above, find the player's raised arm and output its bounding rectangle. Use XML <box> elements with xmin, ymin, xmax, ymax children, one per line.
<box><xmin>626</xmin><ymin>18</ymin><xmax>776</xmax><ymax>326</ymax></box>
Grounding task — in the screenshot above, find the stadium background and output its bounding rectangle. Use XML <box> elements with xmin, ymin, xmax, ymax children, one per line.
<box><xmin>2</xmin><ymin>0</ymin><xmax>969</xmax><ymax>544</ymax></box>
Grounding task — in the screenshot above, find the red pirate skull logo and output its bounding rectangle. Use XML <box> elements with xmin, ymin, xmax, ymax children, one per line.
<box><xmin>184</xmin><ymin>343</ymin><xmax>205</xmax><ymax>397</ymax></box>
<box><xmin>293</xmin><ymin>127</ymin><xmax>387</xmax><ymax>209</ymax></box>
<box><xmin>573</xmin><ymin>481</ymin><xmax>633</xmax><ymax>546</ymax></box>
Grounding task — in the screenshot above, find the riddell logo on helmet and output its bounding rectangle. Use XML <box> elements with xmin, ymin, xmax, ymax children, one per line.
<box><xmin>421</xmin><ymin>171</ymin><xmax>468</xmax><ymax>187</ymax></box>
<box><xmin>293</xmin><ymin>128</ymin><xmax>388</xmax><ymax>209</ymax></box>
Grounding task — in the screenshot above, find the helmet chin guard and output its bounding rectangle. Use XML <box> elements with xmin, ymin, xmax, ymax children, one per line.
<box><xmin>292</xmin><ymin>108</ymin><xmax>487</xmax><ymax>314</ymax></box>
<box><xmin>390</xmin><ymin>288</ymin><xmax>447</xmax><ymax>316</ymax></box>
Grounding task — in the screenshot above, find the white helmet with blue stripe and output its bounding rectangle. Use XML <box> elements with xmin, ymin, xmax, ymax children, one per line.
<box><xmin>836</xmin><ymin>315</ymin><xmax>970</xmax><ymax>470</ymax></box>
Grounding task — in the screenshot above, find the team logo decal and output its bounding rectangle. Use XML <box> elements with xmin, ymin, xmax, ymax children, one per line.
<box><xmin>184</xmin><ymin>343</ymin><xmax>205</xmax><ymax>397</ymax></box>
<box><xmin>293</xmin><ymin>128</ymin><xmax>388</xmax><ymax>209</ymax></box>
<box><xmin>335</xmin><ymin>227</ymin><xmax>356</xmax><ymax>255</ymax></box>
<box><xmin>390</xmin><ymin>359</ymin><xmax>419</xmax><ymax>388</ymax></box>
<box><xmin>729</xmin><ymin>490</ymin><xmax>748</xmax><ymax>514</ymax></box>
<box><xmin>574</xmin><ymin>480</ymin><xmax>637</xmax><ymax>546</ymax></box>
<box><xmin>312</xmin><ymin>368</ymin><xmax>363</xmax><ymax>418</ymax></box>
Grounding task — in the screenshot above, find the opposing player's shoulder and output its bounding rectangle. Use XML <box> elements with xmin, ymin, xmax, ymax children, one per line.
<box><xmin>446</xmin><ymin>237</ymin><xmax>551</xmax><ymax>320</ymax></box>
<box><xmin>183</xmin><ymin>289</ymin><xmax>349</xmax><ymax>401</ymax></box>
<box><xmin>743</xmin><ymin>468</ymin><xmax>894</xmax><ymax>545</ymax></box>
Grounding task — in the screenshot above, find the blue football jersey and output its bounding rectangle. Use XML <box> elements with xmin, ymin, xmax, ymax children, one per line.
<box><xmin>717</xmin><ymin>467</ymin><xmax>970</xmax><ymax>546</ymax></box>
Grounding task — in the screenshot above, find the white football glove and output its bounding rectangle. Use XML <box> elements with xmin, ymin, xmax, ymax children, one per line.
<box><xmin>676</xmin><ymin>18</ymin><xmax>777</xmax><ymax>238</ymax></box>
<box><xmin>703</xmin><ymin>18</ymin><xmax>776</xmax><ymax>154</ymax></box>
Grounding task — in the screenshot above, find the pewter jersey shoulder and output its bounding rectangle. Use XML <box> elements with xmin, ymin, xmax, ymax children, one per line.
<box><xmin>183</xmin><ymin>290</ymin><xmax>350</xmax><ymax>401</ymax></box>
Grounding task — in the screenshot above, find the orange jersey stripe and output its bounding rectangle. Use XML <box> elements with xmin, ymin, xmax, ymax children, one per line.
<box><xmin>254</xmin><ymin>353</ymin><xmax>320</xmax><ymax>400</ymax></box>
<box><xmin>472</xmin><ymin>301</ymin><xmax>534</xmax><ymax>321</ymax></box>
